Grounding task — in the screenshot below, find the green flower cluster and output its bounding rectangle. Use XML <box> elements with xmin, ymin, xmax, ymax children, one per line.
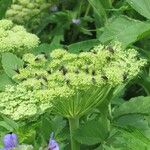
<box><xmin>6</xmin><ymin>0</ymin><xmax>53</xmax><ymax>31</ymax></box>
<box><xmin>0</xmin><ymin>19</ymin><xmax>39</xmax><ymax>53</ymax></box>
<box><xmin>0</xmin><ymin>43</ymin><xmax>147</xmax><ymax>120</ymax></box>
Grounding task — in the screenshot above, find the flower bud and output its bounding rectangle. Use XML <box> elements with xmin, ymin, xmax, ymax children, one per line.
<box><xmin>3</xmin><ymin>133</ymin><xmax>18</xmax><ymax>149</ymax></box>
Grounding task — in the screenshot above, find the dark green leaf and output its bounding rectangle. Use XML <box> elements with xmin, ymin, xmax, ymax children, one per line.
<box><xmin>127</xmin><ymin>0</ymin><xmax>150</xmax><ymax>19</ymax></box>
<box><xmin>68</xmin><ymin>39</ymin><xmax>100</xmax><ymax>53</ymax></box>
<box><xmin>33</xmin><ymin>43</ymin><xmax>61</xmax><ymax>55</ymax></box>
<box><xmin>0</xmin><ymin>0</ymin><xmax>12</xmax><ymax>19</ymax></box>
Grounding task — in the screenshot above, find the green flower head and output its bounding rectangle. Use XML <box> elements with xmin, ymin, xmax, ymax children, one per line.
<box><xmin>0</xmin><ymin>19</ymin><xmax>39</xmax><ymax>54</ymax></box>
<box><xmin>6</xmin><ymin>0</ymin><xmax>54</xmax><ymax>31</ymax></box>
<box><xmin>0</xmin><ymin>43</ymin><xmax>147</xmax><ymax>120</ymax></box>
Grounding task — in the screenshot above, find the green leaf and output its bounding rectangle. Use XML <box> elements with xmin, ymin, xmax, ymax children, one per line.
<box><xmin>74</xmin><ymin>120</ymin><xmax>107</xmax><ymax>145</ymax></box>
<box><xmin>113</xmin><ymin>96</ymin><xmax>150</xmax><ymax>119</ymax></box>
<box><xmin>33</xmin><ymin>43</ymin><xmax>61</xmax><ymax>55</ymax></box>
<box><xmin>2</xmin><ymin>116</ymin><xmax>18</xmax><ymax>130</ymax></box>
<box><xmin>0</xmin><ymin>121</ymin><xmax>14</xmax><ymax>131</ymax></box>
<box><xmin>88</xmin><ymin>0</ymin><xmax>107</xmax><ymax>25</ymax></box>
<box><xmin>127</xmin><ymin>0</ymin><xmax>150</xmax><ymax>19</ymax></box>
<box><xmin>68</xmin><ymin>39</ymin><xmax>100</xmax><ymax>53</ymax></box>
<box><xmin>117</xmin><ymin>126</ymin><xmax>150</xmax><ymax>145</ymax></box>
<box><xmin>109</xmin><ymin>126</ymin><xmax>150</xmax><ymax>150</ymax></box>
<box><xmin>41</xmin><ymin>116</ymin><xmax>66</xmax><ymax>141</ymax></box>
<box><xmin>0</xmin><ymin>72</ymin><xmax>14</xmax><ymax>91</ymax></box>
<box><xmin>99</xmin><ymin>16</ymin><xmax>150</xmax><ymax>47</ymax></box>
<box><xmin>0</xmin><ymin>0</ymin><xmax>12</xmax><ymax>19</ymax></box>
<box><xmin>115</xmin><ymin>114</ymin><xmax>150</xmax><ymax>140</ymax></box>
<box><xmin>2</xmin><ymin>52</ymin><xmax>24</xmax><ymax>78</ymax></box>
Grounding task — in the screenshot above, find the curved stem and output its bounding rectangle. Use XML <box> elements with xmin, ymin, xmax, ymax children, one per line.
<box><xmin>69</xmin><ymin>117</ymin><xmax>80</xmax><ymax>150</ymax></box>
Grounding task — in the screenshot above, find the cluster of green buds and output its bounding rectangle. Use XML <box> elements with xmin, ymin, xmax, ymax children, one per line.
<box><xmin>5</xmin><ymin>0</ymin><xmax>55</xmax><ymax>31</ymax></box>
<box><xmin>0</xmin><ymin>19</ymin><xmax>39</xmax><ymax>54</ymax></box>
<box><xmin>0</xmin><ymin>43</ymin><xmax>147</xmax><ymax>120</ymax></box>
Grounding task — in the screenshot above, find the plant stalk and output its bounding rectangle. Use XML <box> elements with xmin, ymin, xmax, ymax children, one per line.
<box><xmin>69</xmin><ymin>117</ymin><xmax>80</xmax><ymax>150</ymax></box>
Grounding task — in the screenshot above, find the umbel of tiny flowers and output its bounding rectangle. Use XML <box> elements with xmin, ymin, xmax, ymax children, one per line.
<box><xmin>5</xmin><ymin>0</ymin><xmax>53</xmax><ymax>31</ymax></box>
<box><xmin>0</xmin><ymin>42</ymin><xmax>147</xmax><ymax>150</ymax></box>
<box><xmin>48</xmin><ymin>132</ymin><xmax>59</xmax><ymax>150</ymax></box>
<box><xmin>0</xmin><ymin>19</ymin><xmax>39</xmax><ymax>54</ymax></box>
<box><xmin>0</xmin><ymin>132</ymin><xmax>18</xmax><ymax>150</ymax></box>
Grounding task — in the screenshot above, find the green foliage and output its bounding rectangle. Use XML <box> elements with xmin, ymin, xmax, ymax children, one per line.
<box><xmin>0</xmin><ymin>0</ymin><xmax>12</xmax><ymax>19</ymax></box>
<box><xmin>127</xmin><ymin>0</ymin><xmax>150</xmax><ymax>19</ymax></box>
<box><xmin>99</xmin><ymin>16</ymin><xmax>150</xmax><ymax>47</ymax></box>
<box><xmin>2</xmin><ymin>53</ymin><xmax>23</xmax><ymax>78</ymax></box>
<box><xmin>88</xmin><ymin>0</ymin><xmax>107</xmax><ymax>26</ymax></box>
<box><xmin>113</xmin><ymin>96</ymin><xmax>150</xmax><ymax>119</ymax></box>
<box><xmin>68</xmin><ymin>39</ymin><xmax>99</xmax><ymax>53</ymax></box>
<box><xmin>74</xmin><ymin>120</ymin><xmax>109</xmax><ymax>145</ymax></box>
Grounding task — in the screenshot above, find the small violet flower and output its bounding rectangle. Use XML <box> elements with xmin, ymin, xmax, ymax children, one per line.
<box><xmin>72</xmin><ymin>18</ymin><xmax>81</xmax><ymax>25</ymax></box>
<box><xmin>0</xmin><ymin>133</ymin><xmax>18</xmax><ymax>150</ymax></box>
<box><xmin>48</xmin><ymin>132</ymin><xmax>59</xmax><ymax>150</ymax></box>
<box><xmin>50</xmin><ymin>5</ymin><xmax>58</xmax><ymax>12</ymax></box>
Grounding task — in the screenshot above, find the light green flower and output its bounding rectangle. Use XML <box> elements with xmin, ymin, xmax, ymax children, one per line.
<box><xmin>0</xmin><ymin>43</ymin><xmax>147</xmax><ymax>120</ymax></box>
<box><xmin>0</xmin><ymin>19</ymin><xmax>39</xmax><ymax>53</ymax></box>
<box><xmin>6</xmin><ymin>0</ymin><xmax>54</xmax><ymax>31</ymax></box>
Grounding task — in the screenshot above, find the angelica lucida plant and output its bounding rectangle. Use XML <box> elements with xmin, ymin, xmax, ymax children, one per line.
<box><xmin>0</xmin><ymin>19</ymin><xmax>39</xmax><ymax>54</ymax></box>
<box><xmin>5</xmin><ymin>0</ymin><xmax>55</xmax><ymax>31</ymax></box>
<box><xmin>0</xmin><ymin>42</ymin><xmax>146</xmax><ymax>150</ymax></box>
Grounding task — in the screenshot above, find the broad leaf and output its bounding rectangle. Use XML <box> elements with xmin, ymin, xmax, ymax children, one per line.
<box><xmin>2</xmin><ymin>53</ymin><xmax>24</xmax><ymax>78</ymax></box>
<box><xmin>99</xmin><ymin>16</ymin><xmax>150</xmax><ymax>47</ymax></box>
<box><xmin>117</xmin><ymin>126</ymin><xmax>150</xmax><ymax>145</ymax></box>
<box><xmin>127</xmin><ymin>0</ymin><xmax>150</xmax><ymax>19</ymax></box>
<box><xmin>109</xmin><ymin>126</ymin><xmax>150</xmax><ymax>150</ymax></box>
<box><xmin>113</xmin><ymin>96</ymin><xmax>150</xmax><ymax>119</ymax></box>
<box><xmin>74</xmin><ymin>120</ymin><xmax>108</xmax><ymax>145</ymax></box>
<box><xmin>68</xmin><ymin>39</ymin><xmax>100</xmax><ymax>53</ymax></box>
<box><xmin>0</xmin><ymin>0</ymin><xmax>12</xmax><ymax>19</ymax></box>
<box><xmin>115</xmin><ymin>114</ymin><xmax>150</xmax><ymax>139</ymax></box>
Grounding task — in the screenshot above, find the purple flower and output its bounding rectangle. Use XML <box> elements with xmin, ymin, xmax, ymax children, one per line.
<box><xmin>50</xmin><ymin>5</ymin><xmax>58</xmax><ymax>12</ymax></box>
<box><xmin>72</xmin><ymin>18</ymin><xmax>81</xmax><ymax>25</ymax></box>
<box><xmin>0</xmin><ymin>133</ymin><xmax>18</xmax><ymax>150</ymax></box>
<box><xmin>48</xmin><ymin>132</ymin><xmax>59</xmax><ymax>150</ymax></box>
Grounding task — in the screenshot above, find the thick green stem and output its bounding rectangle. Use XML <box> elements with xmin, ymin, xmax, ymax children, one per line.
<box><xmin>69</xmin><ymin>117</ymin><xmax>80</xmax><ymax>150</ymax></box>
